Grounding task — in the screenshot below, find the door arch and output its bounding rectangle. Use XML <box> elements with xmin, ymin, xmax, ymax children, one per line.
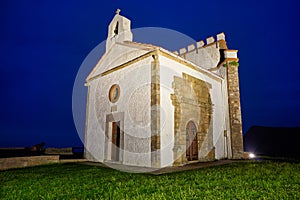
<box><xmin>186</xmin><ymin>121</ymin><xmax>198</xmax><ymax>161</ymax></box>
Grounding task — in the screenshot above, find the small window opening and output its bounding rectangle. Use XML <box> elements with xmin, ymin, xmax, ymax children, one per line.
<box><xmin>114</xmin><ymin>22</ymin><xmax>119</xmax><ymax>35</ymax></box>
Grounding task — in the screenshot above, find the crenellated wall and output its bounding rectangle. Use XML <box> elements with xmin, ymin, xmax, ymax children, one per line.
<box><xmin>172</xmin><ymin>33</ymin><xmax>227</xmax><ymax>72</ymax></box>
<box><xmin>173</xmin><ymin>32</ymin><xmax>226</xmax><ymax>55</ymax></box>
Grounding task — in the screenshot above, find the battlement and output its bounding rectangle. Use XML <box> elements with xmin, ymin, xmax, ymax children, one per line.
<box><xmin>173</xmin><ymin>32</ymin><xmax>226</xmax><ymax>55</ymax></box>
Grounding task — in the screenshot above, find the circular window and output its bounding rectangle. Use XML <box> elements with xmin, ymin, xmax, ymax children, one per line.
<box><xmin>109</xmin><ymin>84</ymin><xmax>120</xmax><ymax>103</ymax></box>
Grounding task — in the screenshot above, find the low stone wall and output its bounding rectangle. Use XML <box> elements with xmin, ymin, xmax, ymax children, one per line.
<box><xmin>0</xmin><ymin>155</ymin><xmax>59</xmax><ymax>171</ymax></box>
<box><xmin>45</xmin><ymin>147</ymin><xmax>73</xmax><ymax>155</ymax></box>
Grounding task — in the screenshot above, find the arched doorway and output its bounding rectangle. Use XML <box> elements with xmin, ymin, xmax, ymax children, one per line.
<box><xmin>186</xmin><ymin>121</ymin><xmax>198</xmax><ymax>161</ymax></box>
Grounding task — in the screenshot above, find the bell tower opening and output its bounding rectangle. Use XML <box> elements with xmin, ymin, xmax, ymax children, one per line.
<box><xmin>114</xmin><ymin>22</ymin><xmax>119</xmax><ymax>35</ymax></box>
<box><xmin>105</xmin><ymin>9</ymin><xmax>133</xmax><ymax>51</ymax></box>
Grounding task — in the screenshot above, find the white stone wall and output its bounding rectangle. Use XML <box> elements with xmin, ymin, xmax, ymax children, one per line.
<box><xmin>183</xmin><ymin>44</ymin><xmax>220</xmax><ymax>70</ymax></box>
<box><xmin>159</xmin><ymin>65</ymin><xmax>177</xmax><ymax>167</ymax></box>
<box><xmin>86</xmin><ymin>49</ymin><xmax>232</xmax><ymax>167</ymax></box>
<box><xmin>221</xmin><ymin>74</ymin><xmax>233</xmax><ymax>158</ymax></box>
<box><xmin>211</xmin><ymin>80</ymin><xmax>229</xmax><ymax>159</ymax></box>
<box><xmin>159</xmin><ymin>55</ymin><xmax>231</xmax><ymax>165</ymax></box>
<box><xmin>85</xmin><ymin>80</ymin><xmax>106</xmax><ymax>162</ymax></box>
<box><xmin>106</xmin><ymin>13</ymin><xmax>133</xmax><ymax>52</ymax></box>
<box><xmin>88</xmin><ymin>44</ymin><xmax>149</xmax><ymax>79</ymax></box>
<box><xmin>85</xmin><ymin>56</ymin><xmax>152</xmax><ymax>167</ymax></box>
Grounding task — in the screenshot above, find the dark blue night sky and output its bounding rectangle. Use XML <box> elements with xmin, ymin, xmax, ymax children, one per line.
<box><xmin>1</xmin><ymin>0</ymin><xmax>300</xmax><ymax>147</ymax></box>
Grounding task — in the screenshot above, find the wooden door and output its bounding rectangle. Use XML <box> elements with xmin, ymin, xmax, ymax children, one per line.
<box><xmin>186</xmin><ymin>121</ymin><xmax>198</xmax><ymax>161</ymax></box>
<box><xmin>111</xmin><ymin>121</ymin><xmax>120</xmax><ymax>161</ymax></box>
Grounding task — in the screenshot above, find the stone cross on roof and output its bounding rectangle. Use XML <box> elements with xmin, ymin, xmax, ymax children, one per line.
<box><xmin>116</xmin><ymin>8</ymin><xmax>121</xmax><ymax>15</ymax></box>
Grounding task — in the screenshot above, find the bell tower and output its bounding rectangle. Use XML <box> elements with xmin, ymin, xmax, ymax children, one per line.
<box><xmin>106</xmin><ymin>9</ymin><xmax>133</xmax><ymax>52</ymax></box>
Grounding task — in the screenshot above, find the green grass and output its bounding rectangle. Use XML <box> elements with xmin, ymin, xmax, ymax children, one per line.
<box><xmin>1</xmin><ymin>161</ymin><xmax>300</xmax><ymax>199</ymax></box>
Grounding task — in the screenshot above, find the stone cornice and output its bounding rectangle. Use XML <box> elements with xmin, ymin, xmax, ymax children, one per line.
<box><xmin>85</xmin><ymin>46</ymin><xmax>225</xmax><ymax>86</ymax></box>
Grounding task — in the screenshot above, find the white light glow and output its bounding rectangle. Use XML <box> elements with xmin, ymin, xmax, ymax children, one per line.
<box><xmin>249</xmin><ymin>153</ymin><xmax>255</xmax><ymax>158</ymax></box>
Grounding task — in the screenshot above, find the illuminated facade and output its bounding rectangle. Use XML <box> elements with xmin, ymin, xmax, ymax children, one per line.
<box><xmin>84</xmin><ymin>10</ymin><xmax>243</xmax><ymax>168</ymax></box>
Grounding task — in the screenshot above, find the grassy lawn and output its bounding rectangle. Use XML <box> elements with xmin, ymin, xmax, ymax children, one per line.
<box><xmin>1</xmin><ymin>161</ymin><xmax>299</xmax><ymax>199</ymax></box>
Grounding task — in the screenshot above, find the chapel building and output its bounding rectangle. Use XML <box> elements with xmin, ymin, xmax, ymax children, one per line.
<box><xmin>84</xmin><ymin>10</ymin><xmax>244</xmax><ymax>168</ymax></box>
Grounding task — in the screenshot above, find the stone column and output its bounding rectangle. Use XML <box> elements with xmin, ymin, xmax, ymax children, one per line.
<box><xmin>225</xmin><ymin>50</ymin><xmax>244</xmax><ymax>159</ymax></box>
<box><xmin>151</xmin><ymin>52</ymin><xmax>160</xmax><ymax>168</ymax></box>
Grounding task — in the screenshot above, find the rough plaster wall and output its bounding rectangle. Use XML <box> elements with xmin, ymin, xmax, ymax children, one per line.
<box><xmin>160</xmin><ymin>65</ymin><xmax>177</xmax><ymax>167</ymax></box>
<box><xmin>85</xmin><ymin>80</ymin><xmax>106</xmax><ymax>162</ymax></box>
<box><xmin>159</xmin><ymin>56</ymin><xmax>229</xmax><ymax>163</ymax></box>
<box><xmin>86</xmin><ymin>57</ymin><xmax>152</xmax><ymax>167</ymax></box>
<box><xmin>222</xmin><ymin>78</ymin><xmax>233</xmax><ymax>158</ymax></box>
<box><xmin>211</xmin><ymin>80</ymin><xmax>228</xmax><ymax>159</ymax></box>
<box><xmin>90</xmin><ymin>44</ymin><xmax>148</xmax><ymax>77</ymax></box>
<box><xmin>183</xmin><ymin>45</ymin><xmax>220</xmax><ymax>70</ymax></box>
<box><xmin>106</xmin><ymin>13</ymin><xmax>133</xmax><ymax>51</ymax></box>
